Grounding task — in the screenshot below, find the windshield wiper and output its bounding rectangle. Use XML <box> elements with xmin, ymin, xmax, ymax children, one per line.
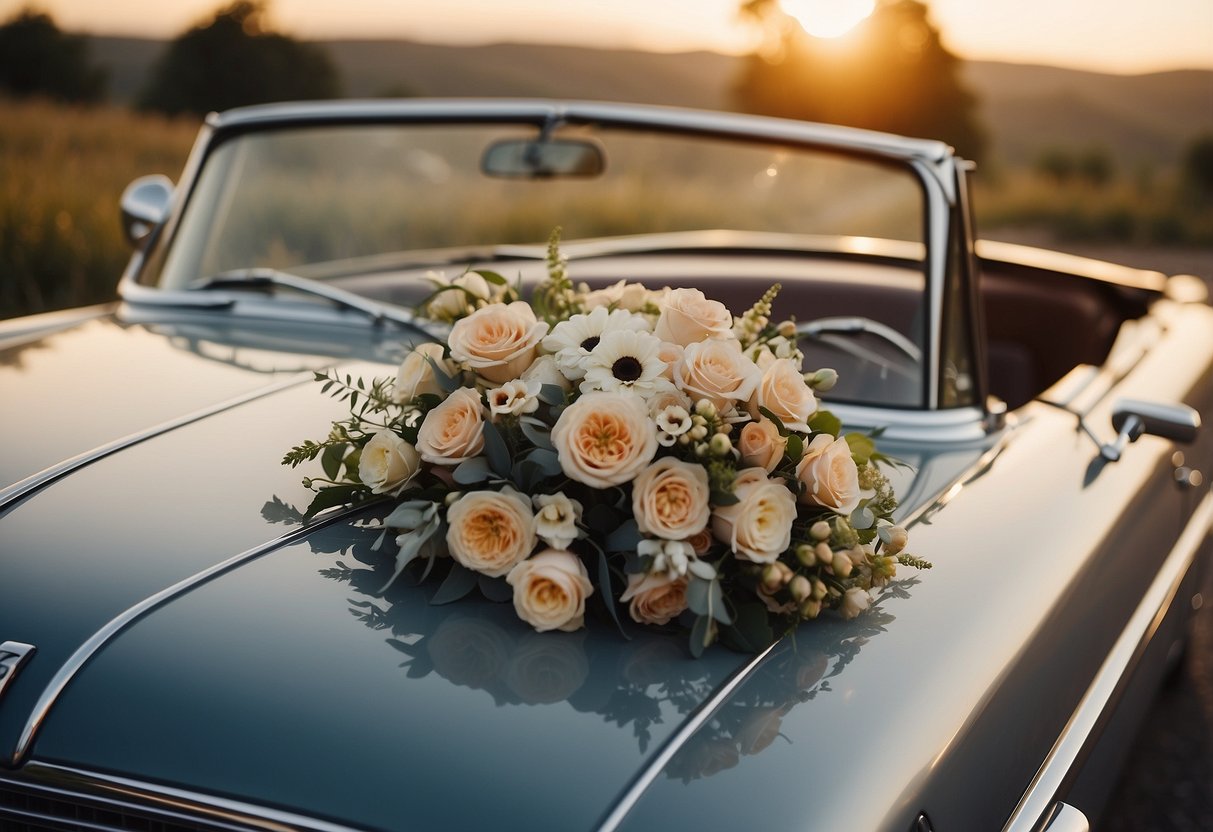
<box><xmin>187</xmin><ymin>268</ymin><xmax>442</xmax><ymax>342</ymax></box>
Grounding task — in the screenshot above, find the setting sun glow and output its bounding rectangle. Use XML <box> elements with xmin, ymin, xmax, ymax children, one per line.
<box><xmin>781</xmin><ymin>0</ymin><xmax>875</xmax><ymax>39</ymax></box>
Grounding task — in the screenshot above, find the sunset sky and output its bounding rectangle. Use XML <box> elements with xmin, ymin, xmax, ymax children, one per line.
<box><xmin>4</xmin><ymin>0</ymin><xmax>1212</xmax><ymax>74</ymax></box>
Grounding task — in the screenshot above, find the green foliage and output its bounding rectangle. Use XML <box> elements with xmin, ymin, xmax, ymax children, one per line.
<box><xmin>1182</xmin><ymin>134</ymin><xmax>1213</xmax><ymax>200</ymax></box>
<box><xmin>0</xmin><ymin>7</ymin><xmax>106</xmax><ymax>103</ymax></box>
<box><xmin>734</xmin><ymin>0</ymin><xmax>986</xmax><ymax>160</ymax></box>
<box><xmin>139</xmin><ymin>0</ymin><xmax>340</xmax><ymax>116</ymax></box>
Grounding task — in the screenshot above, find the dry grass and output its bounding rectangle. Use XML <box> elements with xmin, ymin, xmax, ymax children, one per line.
<box><xmin>0</xmin><ymin>98</ymin><xmax>197</xmax><ymax>318</ymax></box>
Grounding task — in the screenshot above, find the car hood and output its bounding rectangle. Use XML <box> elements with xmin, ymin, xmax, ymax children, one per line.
<box><xmin>0</xmin><ymin>310</ymin><xmax>995</xmax><ymax>831</ymax></box>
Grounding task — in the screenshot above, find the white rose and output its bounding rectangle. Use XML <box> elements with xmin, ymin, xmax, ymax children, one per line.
<box><xmin>738</xmin><ymin>418</ymin><xmax>787</xmax><ymax>473</ymax></box>
<box><xmin>533</xmin><ymin>492</ymin><xmax>583</xmax><ymax>550</ymax></box>
<box><xmin>712</xmin><ymin>468</ymin><xmax>797</xmax><ymax>563</ymax></box>
<box><xmin>752</xmin><ymin>358</ymin><xmax>817</xmax><ymax>432</ymax></box>
<box><xmin>620</xmin><ymin>571</ymin><xmax>689</xmax><ymax>625</ymax></box>
<box><xmin>796</xmin><ymin>434</ymin><xmax>861</xmax><ymax>514</ymax></box>
<box><xmin>582</xmin><ymin>279</ymin><xmax>651</xmax><ymax>312</ymax></box>
<box><xmin>426</xmin><ymin>271</ymin><xmax>493</xmax><ymax>320</ymax></box>
<box><xmin>674</xmin><ymin>338</ymin><xmax>763</xmax><ymax>411</ymax></box>
<box><xmin>394</xmin><ymin>342</ymin><xmax>454</xmax><ymax>403</ymax></box>
<box><xmin>487</xmin><ymin>379</ymin><xmax>540</xmax><ymax>418</ymax></box>
<box><xmin>839</xmin><ymin>587</ymin><xmax>872</xmax><ymax>620</ymax></box>
<box><xmin>448</xmin><ymin>301</ymin><xmax>549</xmax><ymax>384</ymax></box>
<box><xmin>507</xmin><ymin>549</ymin><xmax>594</xmax><ymax>632</ymax></box>
<box><xmin>446</xmin><ymin>487</ymin><xmax>536</xmax><ymax>577</ymax></box>
<box><xmin>415</xmin><ymin>386</ymin><xmax>486</xmax><ymax>465</ymax></box>
<box><xmin>550</xmin><ymin>391</ymin><xmax>658</xmax><ymax>488</ymax></box>
<box><xmin>655</xmin><ymin>288</ymin><xmax>734</xmax><ymax>346</ymax></box>
<box><xmin>358</xmin><ymin>430</ymin><xmax>420</xmax><ymax>494</ymax></box>
<box><xmin>632</xmin><ymin>458</ymin><xmax>711</xmax><ymax>540</ymax></box>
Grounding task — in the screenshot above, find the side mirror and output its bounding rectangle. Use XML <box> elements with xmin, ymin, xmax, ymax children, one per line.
<box><xmin>120</xmin><ymin>174</ymin><xmax>173</xmax><ymax>248</ymax></box>
<box><xmin>1101</xmin><ymin>399</ymin><xmax>1201</xmax><ymax>461</ymax></box>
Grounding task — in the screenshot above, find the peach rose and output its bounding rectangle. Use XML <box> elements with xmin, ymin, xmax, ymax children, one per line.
<box><xmin>632</xmin><ymin>458</ymin><xmax>711</xmax><ymax>540</ymax></box>
<box><xmin>655</xmin><ymin>288</ymin><xmax>734</xmax><ymax>346</ymax></box>
<box><xmin>620</xmin><ymin>571</ymin><xmax>689</xmax><ymax>625</ymax></box>
<box><xmin>415</xmin><ymin>386</ymin><xmax>486</xmax><ymax>465</ymax></box>
<box><xmin>738</xmin><ymin>418</ymin><xmax>786</xmax><ymax>473</ymax></box>
<box><xmin>358</xmin><ymin>430</ymin><xmax>420</xmax><ymax>493</ymax></box>
<box><xmin>796</xmin><ymin>434</ymin><xmax>861</xmax><ymax>514</ymax></box>
<box><xmin>753</xmin><ymin>358</ymin><xmax>817</xmax><ymax>432</ymax></box>
<box><xmin>550</xmin><ymin>391</ymin><xmax>658</xmax><ymax>487</ymax></box>
<box><xmin>448</xmin><ymin>301</ymin><xmax>549</xmax><ymax>383</ymax></box>
<box><xmin>674</xmin><ymin>338</ymin><xmax>762</xmax><ymax>411</ymax></box>
<box><xmin>394</xmin><ymin>342</ymin><xmax>454</xmax><ymax>403</ymax></box>
<box><xmin>506</xmin><ymin>549</ymin><xmax>594</xmax><ymax>632</ymax></box>
<box><xmin>445</xmin><ymin>487</ymin><xmax>537</xmax><ymax>577</ymax></box>
<box><xmin>712</xmin><ymin>468</ymin><xmax>797</xmax><ymax>563</ymax></box>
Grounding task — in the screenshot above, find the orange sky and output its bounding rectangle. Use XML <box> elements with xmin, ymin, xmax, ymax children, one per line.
<box><xmin>5</xmin><ymin>0</ymin><xmax>1212</xmax><ymax>74</ymax></box>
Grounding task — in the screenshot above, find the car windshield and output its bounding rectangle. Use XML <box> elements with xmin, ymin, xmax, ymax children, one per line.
<box><xmin>142</xmin><ymin>120</ymin><xmax>929</xmax><ymax>406</ymax></box>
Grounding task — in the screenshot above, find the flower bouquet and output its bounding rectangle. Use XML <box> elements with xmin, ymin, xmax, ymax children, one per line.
<box><xmin>285</xmin><ymin>231</ymin><xmax>928</xmax><ymax>655</ymax></box>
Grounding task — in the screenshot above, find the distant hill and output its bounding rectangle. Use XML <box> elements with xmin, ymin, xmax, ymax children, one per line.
<box><xmin>85</xmin><ymin>36</ymin><xmax>1213</xmax><ymax>170</ymax></box>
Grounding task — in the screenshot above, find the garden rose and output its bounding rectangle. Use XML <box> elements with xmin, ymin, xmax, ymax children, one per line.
<box><xmin>415</xmin><ymin>386</ymin><xmax>486</xmax><ymax>465</ymax></box>
<box><xmin>550</xmin><ymin>391</ymin><xmax>657</xmax><ymax>487</ymax></box>
<box><xmin>796</xmin><ymin>434</ymin><xmax>861</xmax><ymax>514</ymax></box>
<box><xmin>394</xmin><ymin>342</ymin><xmax>453</xmax><ymax>403</ymax></box>
<box><xmin>358</xmin><ymin>430</ymin><xmax>420</xmax><ymax>493</ymax></box>
<box><xmin>632</xmin><ymin>458</ymin><xmax>711</xmax><ymax>540</ymax></box>
<box><xmin>712</xmin><ymin>468</ymin><xmax>797</xmax><ymax>563</ymax></box>
<box><xmin>674</xmin><ymin>338</ymin><xmax>762</xmax><ymax>411</ymax></box>
<box><xmin>738</xmin><ymin>418</ymin><xmax>786</xmax><ymax>473</ymax></box>
<box><xmin>507</xmin><ymin>549</ymin><xmax>594</xmax><ymax>632</ymax></box>
<box><xmin>753</xmin><ymin>358</ymin><xmax>817</xmax><ymax>432</ymax></box>
<box><xmin>448</xmin><ymin>301</ymin><xmax>548</xmax><ymax>383</ymax></box>
<box><xmin>446</xmin><ymin>487</ymin><xmax>537</xmax><ymax>577</ymax></box>
<box><xmin>426</xmin><ymin>271</ymin><xmax>495</xmax><ymax>321</ymax></box>
<box><xmin>620</xmin><ymin>571</ymin><xmax>689</xmax><ymax>625</ymax></box>
<box><xmin>655</xmin><ymin>287</ymin><xmax>734</xmax><ymax>346</ymax></box>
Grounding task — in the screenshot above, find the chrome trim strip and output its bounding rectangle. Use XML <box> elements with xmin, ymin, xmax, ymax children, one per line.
<box><xmin>0</xmin><ymin>374</ymin><xmax>311</xmax><ymax>512</ymax></box>
<box><xmin>10</xmin><ymin>502</ymin><xmax>378</xmax><ymax>766</ymax></box>
<box><xmin>595</xmin><ymin>640</ymin><xmax>781</xmax><ymax>831</ymax></box>
<box><xmin>3</xmin><ymin>762</ymin><xmax>364</xmax><ymax>832</ymax></box>
<box><xmin>1002</xmin><ymin>488</ymin><xmax>1213</xmax><ymax>832</ymax></box>
<box><xmin>976</xmin><ymin>239</ymin><xmax>1167</xmax><ymax>294</ymax></box>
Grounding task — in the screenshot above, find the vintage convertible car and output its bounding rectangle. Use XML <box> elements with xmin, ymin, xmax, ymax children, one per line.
<box><xmin>1</xmin><ymin>101</ymin><xmax>1210</xmax><ymax>832</ymax></box>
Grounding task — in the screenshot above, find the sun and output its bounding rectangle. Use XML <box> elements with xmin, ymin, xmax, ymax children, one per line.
<box><xmin>780</xmin><ymin>0</ymin><xmax>876</xmax><ymax>39</ymax></box>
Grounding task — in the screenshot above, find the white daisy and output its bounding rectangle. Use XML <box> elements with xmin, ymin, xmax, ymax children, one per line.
<box><xmin>580</xmin><ymin>329</ymin><xmax>674</xmax><ymax>399</ymax></box>
<box><xmin>542</xmin><ymin>306</ymin><xmax>649</xmax><ymax>380</ymax></box>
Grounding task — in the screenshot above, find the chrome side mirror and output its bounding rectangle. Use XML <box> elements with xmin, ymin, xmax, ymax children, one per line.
<box><xmin>1101</xmin><ymin>399</ymin><xmax>1201</xmax><ymax>461</ymax></box>
<box><xmin>120</xmin><ymin>174</ymin><xmax>173</xmax><ymax>248</ymax></box>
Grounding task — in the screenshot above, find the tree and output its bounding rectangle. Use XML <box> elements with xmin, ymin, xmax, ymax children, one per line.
<box><xmin>140</xmin><ymin>0</ymin><xmax>339</xmax><ymax>116</ymax></box>
<box><xmin>1182</xmin><ymin>134</ymin><xmax>1213</xmax><ymax>200</ymax></box>
<box><xmin>733</xmin><ymin>0</ymin><xmax>986</xmax><ymax>160</ymax></box>
<box><xmin>0</xmin><ymin>7</ymin><xmax>105</xmax><ymax>103</ymax></box>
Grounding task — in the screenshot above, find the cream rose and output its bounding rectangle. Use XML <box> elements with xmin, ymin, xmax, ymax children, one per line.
<box><xmin>655</xmin><ymin>288</ymin><xmax>734</xmax><ymax>346</ymax></box>
<box><xmin>712</xmin><ymin>468</ymin><xmax>797</xmax><ymax>563</ymax></box>
<box><xmin>753</xmin><ymin>358</ymin><xmax>817</xmax><ymax>432</ymax></box>
<box><xmin>394</xmin><ymin>342</ymin><xmax>454</xmax><ymax>403</ymax></box>
<box><xmin>632</xmin><ymin>458</ymin><xmax>711</xmax><ymax>540</ymax></box>
<box><xmin>426</xmin><ymin>271</ymin><xmax>494</xmax><ymax>321</ymax></box>
<box><xmin>445</xmin><ymin>487</ymin><xmax>537</xmax><ymax>577</ymax></box>
<box><xmin>415</xmin><ymin>386</ymin><xmax>486</xmax><ymax>465</ymax></box>
<box><xmin>506</xmin><ymin>549</ymin><xmax>594</xmax><ymax>632</ymax></box>
<box><xmin>674</xmin><ymin>338</ymin><xmax>763</xmax><ymax>411</ymax></box>
<box><xmin>448</xmin><ymin>301</ymin><xmax>549</xmax><ymax>384</ymax></box>
<box><xmin>358</xmin><ymin>430</ymin><xmax>420</xmax><ymax>494</ymax></box>
<box><xmin>550</xmin><ymin>391</ymin><xmax>658</xmax><ymax>487</ymax></box>
<box><xmin>620</xmin><ymin>571</ymin><xmax>689</xmax><ymax>625</ymax></box>
<box><xmin>582</xmin><ymin>279</ymin><xmax>650</xmax><ymax>313</ymax></box>
<box><xmin>796</xmin><ymin>434</ymin><xmax>861</xmax><ymax>514</ymax></box>
<box><xmin>521</xmin><ymin>354</ymin><xmax>572</xmax><ymax>393</ymax></box>
<box><xmin>738</xmin><ymin>418</ymin><xmax>787</xmax><ymax>473</ymax></box>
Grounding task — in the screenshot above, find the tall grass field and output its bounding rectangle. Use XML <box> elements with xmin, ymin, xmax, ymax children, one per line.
<box><xmin>1</xmin><ymin>98</ymin><xmax>1208</xmax><ymax>321</ymax></box>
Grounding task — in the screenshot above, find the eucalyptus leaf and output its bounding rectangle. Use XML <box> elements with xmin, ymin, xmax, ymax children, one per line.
<box><xmin>710</xmin><ymin>490</ymin><xmax>740</xmax><ymax>506</ymax></box>
<box><xmin>597</xmin><ymin>550</ymin><xmax>631</xmax><ymax>640</ymax></box>
<box><xmin>378</xmin><ymin>519</ymin><xmax>438</xmax><ymax>593</ymax></box>
<box><xmin>424</xmin><ymin>356</ymin><xmax>462</xmax><ymax>393</ymax></box>
<box><xmin>538</xmin><ymin>384</ymin><xmax>566</xmax><ymax>406</ymax></box>
<box><xmin>519</xmin><ymin>418</ymin><xmax>555</xmax><ymax>451</ymax></box>
<box><xmin>605</xmin><ymin>518</ymin><xmax>641</xmax><ymax>552</ymax></box>
<box><xmin>302</xmin><ymin>484</ymin><xmax>360</xmax><ymax>522</ymax></box>
<box><xmin>687</xmin><ymin>576</ymin><xmax>710</xmax><ymax>616</ymax></box>
<box><xmin>784</xmin><ymin>432</ymin><xmax>803</xmax><ymax>463</ymax></box>
<box><xmin>430</xmin><ymin>562</ymin><xmax>479</xmax><ymax>605</ymax></box>
<box><xmin>453</xmin><ymin>457</ymin><xmax>493</xmax><ymax>485</ymax></box>
<box><xmin>690</xmin><ymin>614</ymin><xmax>713</xmax><ymax>658</ymax></box>
<box><xmin>851</xmin><ymin>505</ymin><xmax>876</xmax><ymax>530</ymax></box>
<box><xmin>481</xmin><ymin>419</ymin><xmax>511</xmax><ymax>478</ymax></box>
<box><xmin>527</xmin><ymin>447</ymin><xmax>563</xmax><ymax>477</ymax></box>
<box><xmin>708</xmin><ymin>579</ymin><xmax>733</xmax><ymax>625</ymax></box>
<box><xmin>472</xmin><ymin>269</ymin><xmax>508</xmax><ymax>286</ymax></box>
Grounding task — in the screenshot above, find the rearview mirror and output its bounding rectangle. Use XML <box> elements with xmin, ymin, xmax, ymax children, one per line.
<box><xmin>481</xmin><ymin>138</ymin><xmax>605</xmax><ymax>179</ymax></box>
<box><xmin>120</xmin><ymin>174</ymin><xmax>173</xmax><ymax>248</ymax></box>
